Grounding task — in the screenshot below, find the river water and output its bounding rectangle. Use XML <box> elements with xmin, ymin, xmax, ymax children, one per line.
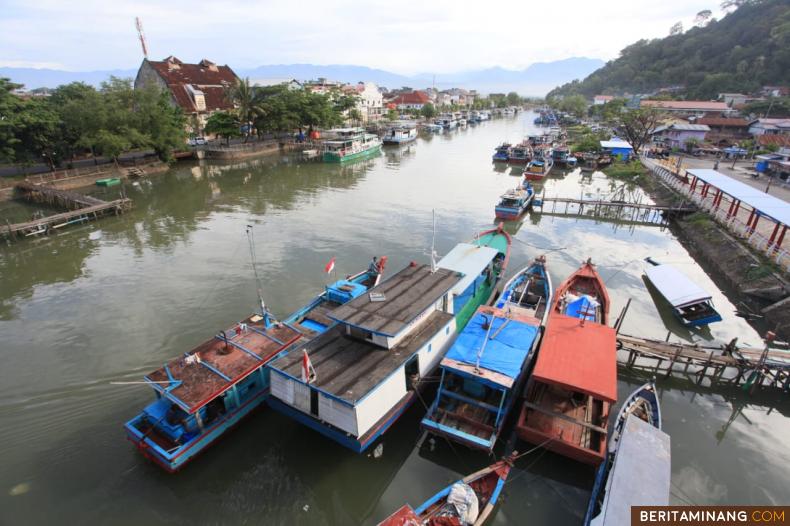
<box><xmin>1</xmin><ymin>112</ymin><xmax>788</xmax><ymax>525</ymax></box>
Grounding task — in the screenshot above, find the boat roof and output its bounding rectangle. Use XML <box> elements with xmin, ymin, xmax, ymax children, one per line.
<box><xmin>600</xmin><ymin>140</ymin><xmax>633</xmax><ymax>150</ymax></box>
<box><xmin>532</xmin><ymin>314</ymin><xmax>617</xmax><ymax>402</ymax></box>
<box><xmin>442</xmin><ymin>306</ymin><xmax>540</xmax><ymax>388</ymax></box>
<box><xmin>145</xmin><ymin>316</ymin><xmax>302</xmax><ymax>413</ymax></box>
<box><xmin>328</xmin><ymin>263</ymin><xmax>461</xmax><ymax>337</ymax></box>
<box><xmin>269</xmin><ymin>310</ymin><xmax>453</xmax><ymax>403</ymax></box>
<box><xmin>687</xmin><ymin>168</ymin><xmax>790</xmax><ymax>227</ymax></box>
<box><xmin>595</xmin><ymin>416</ymin><xmax>671</xmax><ymax>525</ymax></box>
<box><xmin>645</xmin><ymin>264</ymin><xmax>711</xmax><ymax>308</ymax></box>
<box><xmin>437</xmin><ymin>243</ymin><xmax>499</xmax><ymax>296</ymax></box>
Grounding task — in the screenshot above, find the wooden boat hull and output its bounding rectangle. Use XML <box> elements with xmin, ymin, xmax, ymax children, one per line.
<box><xmin>323</xmin><ymin>144</ymin><xmax>381</xmax><ymax>163</ymax></box>
<box><xmin>378</xmin><ymin>455</ymin><xmax>515</xmax><ymax>526</ymax></box>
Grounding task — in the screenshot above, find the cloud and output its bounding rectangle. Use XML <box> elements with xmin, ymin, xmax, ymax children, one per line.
<box><xmin>1</xmin><ymin>0</ymin><xmax>725</xmax><ymax>73</ymax></box>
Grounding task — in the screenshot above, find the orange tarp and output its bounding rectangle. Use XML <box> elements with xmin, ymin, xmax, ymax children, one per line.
<box><xmin>531</xmin><ymin>314</ymin><xmax>617</xmax><ymax>403</ymax></box>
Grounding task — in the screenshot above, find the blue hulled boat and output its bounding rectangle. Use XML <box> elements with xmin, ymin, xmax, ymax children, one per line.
<box><xmin>644</xmin><ymin>258</ymin><xmax>722</xmax><ymax>327</ymax></box>
<box><xmin>421</xmin><ymin>257</ymin><xmax>552</xmax><ymax>451</ymax></box>
<box><xmin>494</xmin><ymin>180</ymin><xmax>535</xmax><ymax>220</ymax></box>
<box><xmin>124</xmin><ymin>257</ymin><xmax>387</xmax><ymax>472</ymax></box>
<box><xmin>378</xmin><ymin>453</ymin><xmax>516</xmax><ymax>526</ymax></box>
<box><xmin>584</xmin><ymin>382</ymin><xmax>670</xmax><ymax>526</ymax></box>
<box><xmin>492</xmin><ymin>143</ymin><xmax>511</xmax><ymax>162</ymax></box>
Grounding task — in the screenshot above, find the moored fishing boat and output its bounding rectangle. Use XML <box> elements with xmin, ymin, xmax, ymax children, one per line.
<box><xmin>507</xmin><ymin>142</ymin><xmax>531</xmax><ymax>165</ymax></box>
<box><xmin>492</xmin><ymin>143</ymin><xmax>511</xmax><ymax>162</ymax></box>
<box><xmin>584</xmin><ymin>382</ymin><xmax>670</xmax><ymax>526</ymax></box>
<box><xmin>515</xmin><ymin>259</ymin><xmax>617</xmax><ymax>466</ymax></box>
<box><xmin>322</xmin><ymin>128</ymin><xmax>382</xmax><ymax>163</ymax></box>
<box><xmin>494</xmin><ymin>180</ymin><xmax>534</xmax><ymax>220</ymax></box>
<box><xmin>524</xmin><ymin>157</ymin><xmax>553</xmax><ymax>181</ymax></box>
<box><xmin>265</xmin><ymin>227</ymin><xmax>511</xmax><ymax>453</ymax></box>
<box><xmin>383</xmin><ymin>123</ymin><xmax>418</xmax><ymax>145</ymax></box>
<box><xmin>644</xmin><ymin>258</ymin><xmax>722</xmax><ymax>327</ymax></box>
<box><xmin>124</xmin><ymin>253</ymin><xmax>386</xmax><ymax>472</ymax></box>
<box><xmin>421</xmin><ymin>257</ymin><xmax>552</xmax><ymax>451</ymax></box>
<box><xmin>552</xmin><ymin>146</ymin><xmax>571</xmax><ymax>166</ymax></box>
<box><xmin>378</xmin><ymin>454</ymin><xmax>516</xmax><ymax>526</ymax></box>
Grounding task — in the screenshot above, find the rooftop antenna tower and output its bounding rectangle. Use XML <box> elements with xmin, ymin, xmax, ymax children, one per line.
<box><xmin>135</xmin><ymin>17</ymin><xmax>149</xmax><ymax>59</ymax></box>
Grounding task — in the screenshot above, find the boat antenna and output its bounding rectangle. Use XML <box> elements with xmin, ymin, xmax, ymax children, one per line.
<box><xmin>430</xmin><ymin>208</ymin><xmax>438</xmax><ymax>273</ymax></box>
<box><xmin>246</xmin><ymin>224</ymin><xmax>272</xmax><ymax>328</ymax></box>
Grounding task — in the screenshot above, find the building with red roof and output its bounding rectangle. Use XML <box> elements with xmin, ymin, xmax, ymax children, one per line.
<box><xmin>135</xmin><ymin>56</ymin><xmax>239</xmax><ymax>134</ymax></box>
<box><xmin>640</xmin><ymin>99</ymin><xmax>734</xmax><ymax>116</ymax></box>
<box><xmin>388</xmin><ymin>91</ymin><xmax>431</xmax><ymax>110</ymax></box>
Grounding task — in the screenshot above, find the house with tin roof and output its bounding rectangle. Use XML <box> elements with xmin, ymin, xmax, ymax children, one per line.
<box><xmin>651</xmin><ymin>123</ymin><xmax>710</xmax><ymax>150</ymax></box>
<box><xmin>640</xmin><ymin>99</ymin><xmax>734</xmax><ymax>117</ymax></box>
<box><xmin>134</xmin><ymin>56</ymin><xmax>239</xmax><ymax>135</ymax></box>
<box><xmin>389</xmin><ymin>91</ymin><xmax>431</xmax><ymax>110</ymax></box>
<box><xmin>748</xmin><ymin>118</ymin><xmax>790</xmax><ymax>136</ymax></box>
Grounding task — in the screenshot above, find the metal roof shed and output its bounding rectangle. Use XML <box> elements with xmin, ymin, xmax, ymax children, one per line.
<box><xmin>644</xmin><ymin>264</ymin><xmax>711</xmax><ymax>308</ymax></box>
<box><xmin>686</xmin><ymin>169</ymin><xmax>790</xmax><ymax>249</ymax></box>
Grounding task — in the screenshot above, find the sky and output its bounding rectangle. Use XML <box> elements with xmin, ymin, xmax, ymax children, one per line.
<box><xmin>0</xmin><ymin>0</ymin><xmax>728</xmax><ymax>73</ymax></box>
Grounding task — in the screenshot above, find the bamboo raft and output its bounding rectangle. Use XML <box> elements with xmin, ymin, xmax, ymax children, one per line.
<box><xmin>3</xmin><ymin>183</ymin><xmax>132</xmax><ymax>240</ymax></box>
<box><xmin>617</xmin><ymin>333</ymin><xmax>790</xmax><ymax>392</ymax></box>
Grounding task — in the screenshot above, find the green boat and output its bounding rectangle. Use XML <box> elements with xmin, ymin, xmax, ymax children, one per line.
<box><xmin>96</xmin><ymin>178</ymin><xmax>121</xmax><ymax>187</ymax></box>
<box><xmin>436</xmin><ymin>224</ymin><xmax>512</xmax><ymax>331</ymax></box>
<box><xmin>322</xmin><ymin>128</ymin><xmax>382</xmax><ymax>163</ymax></box>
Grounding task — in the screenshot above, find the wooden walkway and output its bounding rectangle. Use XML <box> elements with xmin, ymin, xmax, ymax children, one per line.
<box><xmin>617</xmin><ymin>333</ymin><xmax>790</xmax><ymax>392</ymax></box>
<box><xmin>534</xmin><ymin>197</ymin><xmax>696</xmax><ymax>226</ymax></box>
<box><xmin>3</xmin><ymin>183</ymin><xmax>132</xmax><ymax>241</ymax></box>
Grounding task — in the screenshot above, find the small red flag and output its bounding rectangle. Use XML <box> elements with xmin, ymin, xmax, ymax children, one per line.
<box><xmin>301</xmin><ymin>349</ymin><xmax>316</xmax><ymax>383</ymax></box>
<box><xmin>324</xmin><ymin>257</ymin><xmax>336</xmax><ymax>274</ymax></box>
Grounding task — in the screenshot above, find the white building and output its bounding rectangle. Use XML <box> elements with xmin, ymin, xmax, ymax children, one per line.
<box><xmin>354</xmin><ymin>82</ymin><xmax>384</xmax><ymax>123</ymax></box>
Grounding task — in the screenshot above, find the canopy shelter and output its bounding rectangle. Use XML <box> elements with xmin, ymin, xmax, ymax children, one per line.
<box><xmin>686</xmin><ymin>169</ymin><xmax>790</xmax><ymax>250</ymax></box>
<box><xmin>531</xmin><ymin>315</ymin><xmax>617</xmax><ymax>403</ymax></box>
<box><xmin>644</xmin><ymin>264</ymin><xmax>711</xmax><ymax>308</ymax></box>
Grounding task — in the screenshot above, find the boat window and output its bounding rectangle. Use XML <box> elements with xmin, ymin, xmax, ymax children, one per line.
<box><xmin>310</xmin><ymin>389</ymin><xmax>319</xmax><ymax>416</ymax></box>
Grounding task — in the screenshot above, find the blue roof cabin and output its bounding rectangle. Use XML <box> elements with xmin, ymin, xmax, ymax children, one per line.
<box><xmin>600</xmin><ymin>139</ymin><xmax>634</xmax><ymax>160</ymax></box>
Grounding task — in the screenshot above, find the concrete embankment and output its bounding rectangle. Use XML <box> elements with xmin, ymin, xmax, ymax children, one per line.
<box><xmin>0</xmin><ymin>161</ymin><xmax>168</xmax><ymax>202</ymax></box>
<box><xmin>640</xmin><ymin>162</ymin><xmax>790</xmax><ymax>339</ymax></box>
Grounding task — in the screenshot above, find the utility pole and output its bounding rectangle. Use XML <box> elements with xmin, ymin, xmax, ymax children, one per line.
<box><xmin>135</xmin><ymin>17</ymin><xmax>149</xmax><ymax>59</ymax></box>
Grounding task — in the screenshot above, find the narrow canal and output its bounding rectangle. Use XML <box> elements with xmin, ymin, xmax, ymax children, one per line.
<box><xmin>0</xmin><ymin>112</ymin><xmax>787</xmax><ymax>525</ymax></box>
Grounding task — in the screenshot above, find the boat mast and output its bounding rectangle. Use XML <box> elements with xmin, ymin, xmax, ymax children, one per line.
<box><xmin>430</xmin><ymin>209</ymin><xmax>438</xmax><ymax>273</ymax></box>
<box><xmin>246</xmin><ymin>224</ymin><xmax>272</xmax><ymax>328</ymax></box>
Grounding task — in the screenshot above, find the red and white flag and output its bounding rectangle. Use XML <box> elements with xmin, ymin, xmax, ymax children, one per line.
<box><xmin>301</xmin><ymin>349</ymin><xmax>317</xmax><ymax>384</ymax></box>
<box><xmin>324</xmin><ymin>257</ymin><xmax>336</xmax><ymax>274</ymax></box>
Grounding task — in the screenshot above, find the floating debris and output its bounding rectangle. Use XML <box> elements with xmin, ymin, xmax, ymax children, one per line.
<box><xmin>9</xmin><ymin>481</ymin><xmax>31</xmax><ymax>496</ymax></box>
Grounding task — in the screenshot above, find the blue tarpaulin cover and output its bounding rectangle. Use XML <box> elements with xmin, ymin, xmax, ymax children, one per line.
<box><xmin>445</xmin><ymin>311</ymin><xmax>539</xmax><ymax>381</ymax></box>
<box><xmin>565</xmin><ymin>295</ymin><xmax>598</xmax><ymax>320</ymax></box>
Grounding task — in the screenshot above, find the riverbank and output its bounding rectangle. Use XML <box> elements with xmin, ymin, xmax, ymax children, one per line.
<box><xmin>637</xmin><ymin>159</ymin><xmax>790</xmax><ymax>340</ymax></box>
<box><xmin>0</xmin><ymin>160</ymin><xmax>169</xmax><ymax>202</ymax></box>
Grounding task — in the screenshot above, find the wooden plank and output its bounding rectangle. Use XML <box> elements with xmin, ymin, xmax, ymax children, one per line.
<box><xmin>523</xmin><ymin>401</ymin><xmax>608</xmax><ymax>435</ymax></box>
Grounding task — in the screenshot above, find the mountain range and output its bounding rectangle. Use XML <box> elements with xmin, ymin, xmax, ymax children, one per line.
<box><xmin>2</xmin><ymin>57</ymin><xmax>604</xmax><ymax>96</ymax></box>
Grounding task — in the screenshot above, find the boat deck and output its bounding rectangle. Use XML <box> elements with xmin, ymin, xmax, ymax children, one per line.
<box><xmin>328</xmin><ymin>264</ymin><xmax>461</xmax><ymax>337</ymax></box>
<box><xmin>270</xmin><ymin>310</ymin><xmax>453</xmax><ymax>403</ymax></box>
<box><xmin>522</xmin><ymin>382</ymin><xmax>605</xmax><ymax>451</ymax></box>
<box><xmin>146</xmin><ymin>315</ymin><xmax>302</xmax><ymax>413</ymax></box>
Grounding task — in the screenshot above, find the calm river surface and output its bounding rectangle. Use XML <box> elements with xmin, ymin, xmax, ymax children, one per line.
<box><xmin>1</xmin><ymin>112</ymin><xmax>788</xmax><ymax>525</ymax></box>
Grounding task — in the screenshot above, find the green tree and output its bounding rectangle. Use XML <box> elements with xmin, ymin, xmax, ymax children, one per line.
<box><xmin>133</xmin><ymin>84</ymin><xmax>186</xmax><ymax>161</ymax></box>
<box><xmin>615</xmin><ymin>107</ymin><xmax>664</xmax><ymax>155</ymax></box>
<box><xmin>13</xmin><ymin>98</ymin><xmax>61</xmax><ymax>169</ymax></box>
<box><xmin>420</xmin><ymin>103</ymin><xmax>437</xmax><ymax>119</ymax></box>
<box><xmin>347</xmin><ymin>108</ymin><xmax>363</xmax><ymax>125</ymax></box>
<box><xmin>558</xmin><ymin>94</ymin><xmax>588</xmax><ymax>118</ymax></box>
<box><xmin>506</xmin><ymin>92</ymin><xmax>521</xmax><ymax>106</ymax></box>
<box><xmin>50</xmin><ymin>82</ymin><xmax>105</xmax><ymax>162</ymax></box>
<box><xmin>386</xmin><ymin>108</ymin><xmax>398</xmax><ymax>121</ymax></box>
<box><xmin>205</xmin><ymin>111</ymin><xmax>240</xmax><ymax>145</ymax></box>
<box><xmin>0</xmin><ymin>78</ymin><xmax>24</xmax><ymax>162</ymax></box>
<box><xmin>226</xmin><ymin>77</ymin><xmax>262</xmax><ymax>142</ymax></box>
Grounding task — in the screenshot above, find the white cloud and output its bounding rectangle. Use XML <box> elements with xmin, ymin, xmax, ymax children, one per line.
<box><xmin>0</xmin><ymin>0</ymin><xmax>726</xmax><ymax>73</ymax></box>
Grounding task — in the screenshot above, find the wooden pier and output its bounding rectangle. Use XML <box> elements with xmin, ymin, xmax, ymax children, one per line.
<box><xmin>534</xmin><ymin>196</ymin><xmax>696</xmax><ymax>226</ymax></box>
<box><xmin>3</xmin><ymin>183</ymin><xmax>132</xmax><ymax>241</ymax></box>
<box><xmin>617</xmin><ymin>333</ymin><xmax>790</xmax><ymax>392</ymax></box>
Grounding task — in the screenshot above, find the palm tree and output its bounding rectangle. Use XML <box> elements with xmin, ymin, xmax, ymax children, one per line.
<box><xmin>226</xmin><ymin>77</ymin><xmax>262</xmax><ymax>142</ymax></box>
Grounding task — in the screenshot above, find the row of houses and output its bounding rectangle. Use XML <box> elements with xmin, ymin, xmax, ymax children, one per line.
<box><xmin>134</xmin><ymin>56</ymin><xmax>480</xmax><ymax>135</ymax></box>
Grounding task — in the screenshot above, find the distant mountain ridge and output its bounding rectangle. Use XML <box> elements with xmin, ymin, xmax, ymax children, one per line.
<box><xmin>2</xmin><ymin>57</ymin><xmax>604</xmax><ymax>95</ymax></box>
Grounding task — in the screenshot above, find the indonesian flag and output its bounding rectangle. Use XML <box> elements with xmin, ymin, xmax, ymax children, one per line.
<box><xmin>301</xmin><ymin>349</ymin><xmax>317</xmax><ymax>384</ymax></box>
<box><xmin>324</xmin><ymin>257</ymin><xmax>336</xmax><ymax>274</ymax></box>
